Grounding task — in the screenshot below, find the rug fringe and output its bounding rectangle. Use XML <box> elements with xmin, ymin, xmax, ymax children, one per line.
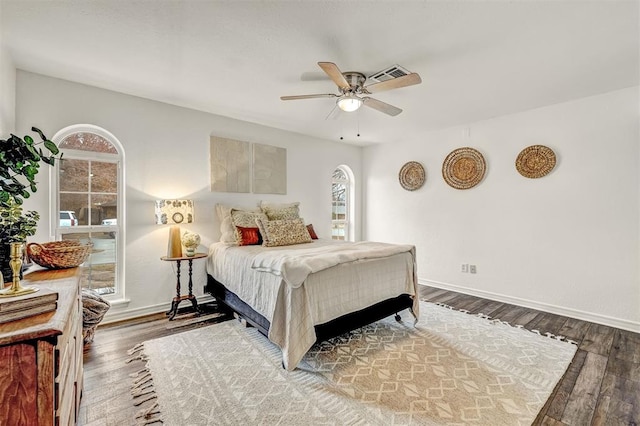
<box><xmin>126</xmin><ymin>353</ymin><xmax>149</xmax><ymax>364</ymax></box>
<box><xmin>132</xmin><ymin>371</ymin><xmax>153</xmax><ymax>386</ymax></box>
<box><xmin>131</xmin><ymin>383</ymin><xmax>154</xmax><ymax>397</ymax></box>
<box><xmin>433</xmin><ymin>302</ymin><xmax>578</xmax><ymax>345</ymax></box>
<box><xmin>127</xmin><ymin>342</ymin><xmax>144</xmax><ymax>355</ymax></box>
<box><xmin>129</xmin><ymin>367</ymin><xmax>149</xmax><ymax>378</ymax></box>
<box><xmin>136</xmin><ymin>402</ymin><xmax>162</xmax><ymax>424</ymax></box>
<box><xmin>128</xmin><ymin>343</ymin><xmax>163</xmax><ymax>425</ymax></box>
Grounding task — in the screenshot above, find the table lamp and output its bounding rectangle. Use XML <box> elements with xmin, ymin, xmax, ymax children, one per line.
<box><xmin>155</xmin><ymin>199</ymin><xmax>194</xmax><ymax>258</ymax></box>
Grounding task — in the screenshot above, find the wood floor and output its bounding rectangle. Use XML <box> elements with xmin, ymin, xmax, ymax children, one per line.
<box><xmin>78</xmin><ymin>286</ymin><xmax>640</xmax><ymax>425</ymax></box>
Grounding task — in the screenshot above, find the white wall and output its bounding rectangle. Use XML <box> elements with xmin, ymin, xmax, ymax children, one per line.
<box><xmin>16</xmin><ymin>71</ymin><xmax>362</xmax><ymax>320</ymax></box>
<box><xmin>363</xmin><ymin>87</ymin><xmax>640</xmax><ymax>332</ymax></box>
<box><xmin>0</xmin><ymin>1</ymin><xmax>16</xmax><ymax>134</ymax></box>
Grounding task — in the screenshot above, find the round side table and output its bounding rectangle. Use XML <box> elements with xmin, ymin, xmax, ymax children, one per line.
<box><xmin>160</xmin><ymin>252</ymin><xmax>207</xmax><ymax>320</ymax></box>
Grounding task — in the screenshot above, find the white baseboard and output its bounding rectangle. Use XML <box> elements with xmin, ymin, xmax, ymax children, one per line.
<box><xmin>101</xmin><ymin>294</ymin><xmax>216</xmax><ymax>325</ymax></box>
<box><xmin>420</xmin><ymin>278</ymin><xmax>640</xmax><ymax>333</ymax></box>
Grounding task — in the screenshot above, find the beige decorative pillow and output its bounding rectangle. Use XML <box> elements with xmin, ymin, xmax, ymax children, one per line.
<box><xmin>260</xmin><ymin>201</ymin><xmax>301</xmax><ymax>221</ymax></box>
<box><xmin>231</xmin><ymin>209</ymin><xmax>267</xmax><ymax>230</ymax></box>
<box><xmin>256</xmin><ymin>218</ymin><xmax>312</xmax><ymax>247</ymax></box>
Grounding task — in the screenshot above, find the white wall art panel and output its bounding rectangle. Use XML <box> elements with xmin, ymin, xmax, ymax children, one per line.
<box><xmin>210</xmin><ymin>136</ymin><xmax>250</xmax><ymax>193</ymax></box>
<box><xmin>253</xmin><ymin>143</ymin><xmax>287</xmax><ymax>195</ymax></box>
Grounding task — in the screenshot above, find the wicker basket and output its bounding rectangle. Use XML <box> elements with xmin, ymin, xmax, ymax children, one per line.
<box><xmin>27</xmin><ymin>240</ymin><xmax>92</xmax><ymax>269</ymax></box>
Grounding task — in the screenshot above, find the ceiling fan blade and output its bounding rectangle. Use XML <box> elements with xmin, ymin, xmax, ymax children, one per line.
<box><xmin>362</xmin><ymin>97</ymin><xmax>403</xmax><ymax>116</ymax></box>
<box><xmin>280</xmin><ymin>94</ymin><xmax>337</xmax><ymax>100</ymax></box>
<box><xmin>365</xmin><ymin>73</ymin><xmax>422</xmax><ymax>93</ymax></box>
<box><xmin>318</xmin><ymin>62</ymin><xmax>351</xmax><ymax>91</ymax></box>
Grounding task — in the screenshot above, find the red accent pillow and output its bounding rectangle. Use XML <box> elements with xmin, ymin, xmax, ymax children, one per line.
<box><xmin>236</xmin><ymin>226</ymin><xmax>262</xmax><ymax>246</ymax></box>
<box><xmin>306</xmin><ymin>224</ymin><xmax>318</xmax><ymax>240</ymax></box>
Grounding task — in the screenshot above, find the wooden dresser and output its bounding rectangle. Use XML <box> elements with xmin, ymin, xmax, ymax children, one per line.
<box><xmin>0</xmin><ymin>268</ymin><xmax>83</xmax><ymax>425</ymax></box>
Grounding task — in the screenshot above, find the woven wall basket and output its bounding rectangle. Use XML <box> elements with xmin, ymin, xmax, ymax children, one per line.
<box><xmin>442</xmin><ymin>147</ymin><xmax>486</xmax><ymax>190</ymax></box>
<box><xmin>515</xmin><ymin>145</ymin><xmax>556</xmax><ymax>178</ymax></box>
<box><xmin>399</xmin><ymin>161</ymin><xmax>426</xmax><ymax>191</ymax></box>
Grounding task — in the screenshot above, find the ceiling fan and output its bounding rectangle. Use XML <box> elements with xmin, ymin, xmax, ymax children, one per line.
<box><xmin>280</xmin><ymin>62</ymin><xmax>422</xmax><ymax>117</ymax></box>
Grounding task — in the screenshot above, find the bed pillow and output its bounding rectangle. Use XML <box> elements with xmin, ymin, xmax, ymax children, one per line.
<box><xmin>215</xmin><ymin>204</ymin><xmax>262</xmax><ymax>244</ymax></box>
<box><xmin>256</xmin><ymin>218</ymin><xmax>312</xmax><ymax>247</ymax></box>
<box><xmin>306</xmin><ymin>224</ymin><xmax>318</xmax><ymax>240</ymax></box>
<box><xmin>235</xmin><ymin>226</ymin><xmax>262</xmax><ymax>246</ymax></box>
<box><xmin>259</xmin><ymin>201</ymin><xmax>300</xmax><ymax>221</ymax></box>
<box><xmin>215</xmin><ymin>204</ymin><xmax>238</xmax><ymax>243</ymax></box>
<box><xmin>231</xmin><ymin>208</ymin><xmax>268</xmax><ymax>229</ymax></box>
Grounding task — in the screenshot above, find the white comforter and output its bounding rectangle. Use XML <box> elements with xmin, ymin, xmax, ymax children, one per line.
<box><xmin>251</xmin><ymin>240</ymin><xmax>416</xmax><ymax>288</ymax></box>
<box><xmin>207</xmin><ymin>239</ymin><xmax>418</xmax><ymax>370</ymax></box>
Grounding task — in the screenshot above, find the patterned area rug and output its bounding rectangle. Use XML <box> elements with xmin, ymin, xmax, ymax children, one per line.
<box><xmin>128</xmin><ymin>301</ymin><xmax>577</xmax><ymax>425</ymax></box>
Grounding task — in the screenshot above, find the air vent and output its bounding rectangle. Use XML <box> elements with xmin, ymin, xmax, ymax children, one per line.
<box><xmin>367</xmin><ymin>64</ymin><xmax>411</xmax><ymax>83</ymax></box>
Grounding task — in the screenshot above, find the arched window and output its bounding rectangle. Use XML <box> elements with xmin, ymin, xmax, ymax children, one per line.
<box><xmin>52</xmin><ymin>125</ymin><xmax>125</xmax><ymax>300</ymax></box>
<box><xmin>331</xmin><ymin>165</ymin><xmax>354</xmax><ymax>241</ymax></box>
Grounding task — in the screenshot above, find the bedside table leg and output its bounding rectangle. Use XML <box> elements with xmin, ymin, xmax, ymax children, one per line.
<box><xmin>167</xmin><ymin>260</ymin><xmax>182</xmax><ymax>320</ymax></box>
<box><xmin>167</xmin><ymin>299</ymin><xmax>180</xmax><ymax>321</ymax></box>
<box><xmin>187</xmin><ymin>259</ymin><xmax>199</xmax><ymax>315</ymax></box>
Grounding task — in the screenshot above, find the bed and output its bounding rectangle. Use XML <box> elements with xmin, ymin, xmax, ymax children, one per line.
<box><xmin>205</xmin><ymin>238</ymin><xmax>419</xmax><ymax>370</ymax></box>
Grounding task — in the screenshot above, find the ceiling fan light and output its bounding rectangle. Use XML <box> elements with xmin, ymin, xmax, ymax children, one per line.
<box><xmin>337</xmin><ymin>95</ymin><xmax>363</xmax><ymax>112</ymax></box>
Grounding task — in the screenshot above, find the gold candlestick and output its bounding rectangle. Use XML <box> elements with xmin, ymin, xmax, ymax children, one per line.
<box><xmin>0</xmin><ymin>242</ymin><xmax>38</xmax><ymax>297</ymax></box>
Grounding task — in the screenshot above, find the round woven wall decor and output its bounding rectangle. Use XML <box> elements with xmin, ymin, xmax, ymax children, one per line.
<box><xmin>399</xmin><ymin>161</ymin><xmax>426</xmax><ymax>191</ymax></box>
<box><xmin>442</xmin><ymin>147</ymin><xmax>486</xmax><ymax>190</ymax></box>
<box><xmin>515</xmin><ymin>145</ymin><xmax>556</xmax><ymax>178</ymax></box>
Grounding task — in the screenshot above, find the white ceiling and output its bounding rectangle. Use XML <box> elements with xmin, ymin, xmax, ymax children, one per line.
<box><xmin>1</xmin><ymin>0</ymin><xmax>638</xmax><ymax>145</ymax></box>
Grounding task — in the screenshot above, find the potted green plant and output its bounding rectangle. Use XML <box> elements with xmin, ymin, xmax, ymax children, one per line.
<box><xmin>0</xmin><ymin>127</ymin><xmax>61</xmax><ymax>281</ymax></box>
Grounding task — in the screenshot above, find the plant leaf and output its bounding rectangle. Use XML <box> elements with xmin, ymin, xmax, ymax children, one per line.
<box><xmin>31</xmin><ymin>127</ymin><xmax>47</xmax><ymax>141</ymax></box>
<box><xmin>44</xmin><ymin>140</ymin><xmax>59</xmax><ymax>155</ymax></box>
<box><xmin>26</xmin><ymin>144</ymin><xmax>40</xmax><ymax>159</ymax></box>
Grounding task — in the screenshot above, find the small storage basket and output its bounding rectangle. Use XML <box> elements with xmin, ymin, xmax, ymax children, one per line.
<box><xmin>27</xmin><ymin>240</ymin><xmax>92</xmax><ymax>269</ymax></box>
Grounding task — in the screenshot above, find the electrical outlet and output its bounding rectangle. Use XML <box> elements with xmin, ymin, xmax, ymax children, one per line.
<box><xmin>470</xmin><ymin>264</ymin><xmax>477</xmax><ymax>274</ymax></box>
<box><xmin>461</xmin><ymin>264</ymin><xmax>468</xmax><ymax>273</ymax></box>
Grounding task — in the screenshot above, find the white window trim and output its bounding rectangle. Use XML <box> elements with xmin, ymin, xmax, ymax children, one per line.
<box><xmin>332</xmin><ymin>165</ymin><xmax>355</xmax><ymax>242</ymax></box>
<box><xmin>49</xmin><ymin>124</ymin><xmax>126</xmax><ymax>301</ymax></box>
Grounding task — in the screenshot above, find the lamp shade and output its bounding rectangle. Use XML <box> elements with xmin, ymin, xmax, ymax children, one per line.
<box><xmin>155</xmin><ymin>199</ymin><xmax>194</xmax><ymax>225</ymax></box>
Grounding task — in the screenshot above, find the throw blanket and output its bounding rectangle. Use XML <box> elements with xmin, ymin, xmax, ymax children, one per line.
<box><xmin>251</xmin><ymin>241</ymin><xmax>415</xmax><ymax>288</ymax></box>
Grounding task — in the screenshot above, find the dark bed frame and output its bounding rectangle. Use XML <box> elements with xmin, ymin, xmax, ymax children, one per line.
<box><xmin>205</xmin><ymin>274</ymin><xmax>414</xmax><ymax>343</ymax></box>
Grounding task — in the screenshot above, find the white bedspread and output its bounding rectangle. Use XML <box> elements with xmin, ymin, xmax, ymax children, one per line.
<box><xmin>207</xmin><ymin>239</ymin><xmax>418</xmax><ymax>370</ymax></box>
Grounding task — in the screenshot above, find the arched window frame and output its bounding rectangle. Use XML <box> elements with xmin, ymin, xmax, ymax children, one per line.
<box><xmin>50</xmin><ymin>124</ymin><xmax>126</xmax><ymax>301</ymax></box>
<box><xmin>331</xmin><ymin>165</ymin><xmax>355</xmax><ymax>241</ymax></box>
